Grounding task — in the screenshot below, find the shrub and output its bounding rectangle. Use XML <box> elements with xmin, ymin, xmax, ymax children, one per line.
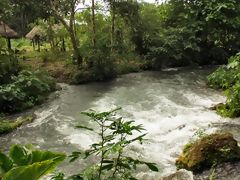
<box><xmin>208</xmin><ymin>53</ymin><xmax>240</xmax><ymax>89</ymax></box>
<box><xmin>208</xmin><ymin>53</ymin><xmax>240</xmax><ymax>117</ymax></box>
<box><xmin>216</xmin><ymin>84</ymin><xmax>240</xmax><ymax>118</ymax></box>
<box><xmin>71</xmin><ymin>70</ymin><xmax>94</xmax><ymax>84</ymax></box>
<box><xmin>39</xmin><ymin>50</ymin><xmax>71</xmax><ymax>63</ymax></box>
<box><xmin>0</xmin><ymin>70</ymin><xmax>56</xmax><ymax>113</ymax></box>
<box><xmin>0</xmin><ymin>49</ymin><xmax>20</xmax><ymax>85</ymax></box>
<box><xmin>72</xmin><ymin>49</ymin><xmax>117</xmax><ymax>84</ymax></box>
<box><xmin>91</xmin><ymin>53</ymin><xmax>117</xmax><ymax>81</ymax></box>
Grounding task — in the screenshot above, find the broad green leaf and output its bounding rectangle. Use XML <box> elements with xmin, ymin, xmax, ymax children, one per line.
<box><xmin>9</xmin><ymin>144</ymin><xmax>66</xmax><ymax>166</ymax></box>
<box><xmin>9</xmin><ymin>145</ymin><xmax>31</xmax><ymax>166</ymax></box>
<box><xmin>3</xmin><ymin>159</ymin><xmax>64</xmax><ymax>180</ymax></box>
<box><xmin>31</xmin><ymin>150</ymin><xmax>66</xmax><ymax>164</ymax></box>
<box><xmin>0</xmin><ymin>151</ymin><xmax>13</xmax><ymax>176</ymax></box>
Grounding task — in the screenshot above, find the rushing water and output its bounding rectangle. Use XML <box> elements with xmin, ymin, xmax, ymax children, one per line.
<box><xmin>0</xmin><ymin>67</ymin><xmax>230</xmax><ymax>177</ymax></box>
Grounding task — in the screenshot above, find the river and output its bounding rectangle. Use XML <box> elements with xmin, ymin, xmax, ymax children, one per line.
<box><xmin>0</xmin><ymin>67</ymin><xmax>232</xmax><ymax>178</ymax></box>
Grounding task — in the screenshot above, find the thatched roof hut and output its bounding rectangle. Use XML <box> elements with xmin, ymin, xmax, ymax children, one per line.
<box><xmin>0</xmin><ymin>21</ymin><xmax>19</xmax><ymax>38</ymax></box>
<box><xmin>25</xmin><ymin>26</ymin><xmax>45</xmax><ymax>40</ymax></box>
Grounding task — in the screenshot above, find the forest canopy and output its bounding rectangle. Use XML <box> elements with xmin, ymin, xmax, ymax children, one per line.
<box><xmin>1</xmin><ymin>0</ymin><xmax>240</xmax><ymax>68</ymax></box>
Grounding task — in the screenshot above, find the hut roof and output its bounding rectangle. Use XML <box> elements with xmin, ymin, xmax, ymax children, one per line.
<box><xmin>0</xmin><ymin>21</ymin><xmax>19</xmax><ymax>38</ymax></box>
<box><xmin>25</xmin><ymin>26</ymin><xmax>45</xmax><ymax>40</ymax></box>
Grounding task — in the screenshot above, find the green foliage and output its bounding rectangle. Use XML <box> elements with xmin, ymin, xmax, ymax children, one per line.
<box><xmin>72</xmin><ymin>48</ymin><xmax>117</xmax><ymax>84</ymax></box>
<box><xmin>207</xmin><ymin>66</ymin><xmax>234</xmax><ymax>89</ymax></box>
<box><xmin>0</xmin><ymin>70</ymin><xmax>56</xmax><ymax>113</ymax></box>
<box><xmin>39</xmin><ymin>50</ymin><xmax>71</xmax><ymax>63</ymax></box>
<box><xmin>0</xmin><ymin>145</ymin><xmax>66</xmax><ymax>180</ymax></box>
<box><xmin>216</xmin><ymin>84</ymin><xmax>240</xmax><ymax>118</ymax></box>
<box><xmin>138</xmin><ymin>0</ymin><xmax>240</xmax><ymax>67</ymax></box>
<box><xmin>63</xmin><ymin>108</ymin><xmax>158</xmax><ymax>179</ymax></box>
<box><xmin>3</xmin><ymin>0</ymin><xmax>240</xmax><ymax>73</ymax></box>
<box><xmin>208</xmin><ymin>53</ymin><xmax>240</xmax><ymax>117</ymax></box>
<box><xmin>0</xmin><ymin>49</ymin><xmax>20</xmax><ymax>85</ymax></box>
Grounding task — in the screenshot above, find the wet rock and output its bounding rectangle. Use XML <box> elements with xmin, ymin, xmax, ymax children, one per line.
<box><xmin>209</xmin><ymin>103</ymin><xmax>224</xmax><ymax>111</ymax></box>
<box><xmin>136</xmin><ymin>170</ymin><xmax>193</xmax><ymax>180</ymax></box>
<box><xmin>176</xmin><ymin>133</ymin><xmax>240</xmax><ymax>172</ymax></box>
<box><xmin>162</xmin><ymin>169</ymin><xmax>193</xmax><ymax>180</ymax></box>
<box><xmin>194</xmin><ymin>161</ymin><xmax>240</xmax><ymax>180</ymax></box>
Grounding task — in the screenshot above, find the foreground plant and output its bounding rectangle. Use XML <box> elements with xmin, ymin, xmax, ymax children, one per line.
<box><xmin>0</xmin><ymin>144</ymin><xmax>66</xmax><ymax>180</ymax></box>
<box><xmin>64</xmin><ymin>108</ymin><xmax>158</xmax><ymax>180</ymax></box>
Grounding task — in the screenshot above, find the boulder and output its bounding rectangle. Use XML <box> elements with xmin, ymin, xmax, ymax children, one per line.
<box><xmin>162</xmin><ymin>169</ymin><xmax>193</xmax><ymax>180</ymax></box>
<box><xmin>176</xmin><ymin>133</ymin><xmax>240</xmax><ymax>172</ymax></box>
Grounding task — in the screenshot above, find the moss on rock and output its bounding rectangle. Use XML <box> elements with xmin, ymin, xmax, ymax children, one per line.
<box><xmin>0</xmin><ymin>115</ymin><xmax>35</xmax><ymax>134</ymax></box>
<box><xmin>176</xmin><ymin>133</ymin><xmax>240</xmax><ymax>172</ymax></box>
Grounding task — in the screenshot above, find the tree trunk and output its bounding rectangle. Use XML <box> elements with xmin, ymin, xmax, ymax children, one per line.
<box><xmin>36</xmin><ymin>36</ymin><xmax>41</xmax><ymax>52</ymax></box>
<box><xmin>111</xmin><ymin>0</ymin><xmax>115</xmax><ymax>52</ymax></box>
<box><xmin>69</xmin><ymin>28</ymin><xmax>82</xmax><ymax>66</ymax></box>
<box><xmin>51</xmin><ymin>0</ymin><xmax>82</xmax><ymax>66</ymax></box>
<box><xmin>61</xmin><ymin>38</ymin><xmax>66</xmax><ymax>52</ymax></box>
<box><xmin>91</xmin><ymin>0</ymin><xmax>96</xmax><ymax>47</ymax></box>
<box><xmin>32</xmin><ymin>40</ymin><xmax>35</xmax><ymax>50</ymax></box>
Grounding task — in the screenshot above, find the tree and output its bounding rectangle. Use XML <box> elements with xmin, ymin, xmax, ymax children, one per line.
<box><xmin>50</xmin><ymin>0</ymin><xmax>83</xmax><ymax>66</ymax></box>
<box><xmin>2</xmin><ymin>0</ymin><xmax>50</xmax><ymax>35</ymax></box>
<box><xmin>0</xmin><ymin>0</ymin><xmax>12</xmax><ymax>21</ymax></box>
<box><xmin>165</xmin><ymin>0</ymin><xmax>240</xmax><ymax>64</ymax></box>
<box><xmin>91</xmin><ymin>0</ymin><xmax>96</xmax><ymax>47</ymax></box>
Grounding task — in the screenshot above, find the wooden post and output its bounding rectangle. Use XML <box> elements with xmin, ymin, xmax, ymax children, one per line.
<box><xmin>32</xmin><ymin>39</ymin><xmax>35</xmax><ymax>51</ymax></box>
<box><xmin>61</xmin><ymin>38</ymin><xmax>66</xmax><ymax>52</ymax></box>
<box><xmin>7</xmin><ymin>38</ymin><xmax>11</xmax><ymax>50</ymax></box>
<box><xmin>36</xmin><ymin>36</ymin><xmax>41</xmax><ymax>52</ymax></box>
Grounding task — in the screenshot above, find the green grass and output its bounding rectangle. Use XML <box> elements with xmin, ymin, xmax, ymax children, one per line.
<box><xmin>0</xmin><ymin>115</ymin><xmax>34</xmax><ymax>134</ymax></box>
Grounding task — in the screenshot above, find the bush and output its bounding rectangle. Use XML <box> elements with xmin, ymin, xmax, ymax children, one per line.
<box><xmin>0</xmin><ymin>70</ymin><xmax>56</xmax><ymax>113</ymax></box>
<box><xmin>71</xmin><ymin>70</ymin><xmax>94</xmax><ymax>84</ymax></box>
<box><xmin>216</xmin><ymin>84</ymin><xmax>240</xmax><ymax>118</ymax></box>
<box><xmin>207</xmin><ymin>66</ymin><xmax>236</xmax><ymax>89</ymax></box>
<box><xmin>72</xmin><ymin>48</ymin><xmax>117</xmax><ymax>84</ymax></box>
<box><xmin>0</xmin><ymin>49</ymin><xmax>20</xmax><ymax>85</ymax></box>
<box><xmin>208</xmin><ymin>53</ymin><xmax>240</xmax><ymax>117</ymax></box>
<box><xmin>39</xmin><ymin>50</ymin><xmax>71</xmax><ymax>63</ymax></box>
<box><xmin>91</xmin><ymin>53</ymin><xmax>117</xmax><ymax>81</ymax></box>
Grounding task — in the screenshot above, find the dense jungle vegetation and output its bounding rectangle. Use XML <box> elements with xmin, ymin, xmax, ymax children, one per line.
<box><xmin>1</xmin><ymin>0</ymin><xmax>240</xmax><ymax>179</ymax></box>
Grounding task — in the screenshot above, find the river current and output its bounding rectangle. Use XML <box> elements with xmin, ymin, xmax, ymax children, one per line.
<box><xmin>1</xmin><ymin>67</ymin><xmax>233</xmax><ymax>177</ymax></box>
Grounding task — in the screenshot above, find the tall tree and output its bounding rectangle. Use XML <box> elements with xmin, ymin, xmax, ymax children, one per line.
<box><xmin>109</xmin><ymin>0</ymin><xmax>116</xmax><ymax>51</ymax></box>
<box><xmin>50</xmin><ymin>0</ymin><xmax>82</xmax><ymax>66</ymax></box>
<box><xmin>3</xmin><ymin>0</ymin><xmax>50</xmax><ymax>35</ymax></box>
<box><xmin>91</xmin><ymin>0</ymin><xmax>96</xmax><ymax>47</ymax></box>
<box><xmin>0</xmin><ymin>0</ymin><xmax>12</xmax><ymax>20</ymax></box>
